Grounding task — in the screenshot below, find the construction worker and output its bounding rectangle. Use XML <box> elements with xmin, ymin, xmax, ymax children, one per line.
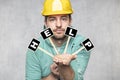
<box><xmin>26</xmin><ymin>0</ymin><xmax>91</xmax><ymax>80</ymax></box>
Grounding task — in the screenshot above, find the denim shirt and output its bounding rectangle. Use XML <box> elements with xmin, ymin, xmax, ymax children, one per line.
<box><xmin>26</xmin><ymin>34</ymin><xmax>91</xmax><ymax>80</ymax></box>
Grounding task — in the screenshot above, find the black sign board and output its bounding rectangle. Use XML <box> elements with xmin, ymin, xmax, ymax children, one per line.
<box><xmin>40</xmin><ymin>28</ymin><xmax>53</xmax><ymax>39</ymax></box>
<box><xmin>65</xmin><ymin>27</ymin><xmax>77</xmax><ymax>37</ymax></box>
<box><xmin>82</xmin><ymin>38</ymin><xmax>94</xmax><ymax>51</ymax></box>
<box><xmin>28</xmin><ymin>38</ymin><xmax>40</xmax><ymax>51</ymax></box>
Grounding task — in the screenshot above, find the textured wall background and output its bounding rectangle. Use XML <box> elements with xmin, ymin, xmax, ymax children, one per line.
<box><xmin>0</xmin><ymin>0</ymin><xmax>120</xmax><ymax>80</ymax></box>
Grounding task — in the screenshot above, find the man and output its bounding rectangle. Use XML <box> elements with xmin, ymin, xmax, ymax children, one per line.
<box><xmin>26</xmin><ymin>0</ymin><xmax>91</xmax><ymax>80</ymax></box>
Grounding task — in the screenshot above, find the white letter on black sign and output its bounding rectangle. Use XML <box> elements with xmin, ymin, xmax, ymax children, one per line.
<box><xmin>30</xmin><ymin>41</ymin><xmax>38</xmax><ymax>49</ymax></box>
<box><xmin>69</xmin><ymin>29</ymin><xmax>74</xmax><ymax>36</ymax></box>
<box><xmin>44</xmin><ymin>30</ymin><xmax>51</xmax><ymax>37</ymax></box>
<box><xmin>85</xmin><ymin>41</ymin><xmax>92</xmax><ymax>47</ymax></box>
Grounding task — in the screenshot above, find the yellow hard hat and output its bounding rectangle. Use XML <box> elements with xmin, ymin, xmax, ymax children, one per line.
<box><xmin>41</xmin><ymin>0</ymin><xmax>73</xmax><ymax>16</ymax></box>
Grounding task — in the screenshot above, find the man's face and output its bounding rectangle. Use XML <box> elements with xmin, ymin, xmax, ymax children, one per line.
<box><xmin>45</xmin><ymin>14</ymin><xmax>71</xmax><ymax>40</ymax></box>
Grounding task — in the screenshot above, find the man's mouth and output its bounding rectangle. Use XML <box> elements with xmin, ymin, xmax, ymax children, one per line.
<box><xmin>54</xmin><ymin>29</ymin><xmax>65</xmax><ymax>34</ymax></box>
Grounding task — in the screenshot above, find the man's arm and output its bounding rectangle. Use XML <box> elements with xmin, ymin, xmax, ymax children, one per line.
<box><xmin>53</xmin><ymin>54</ymin><xmax>77</xmax><ymax>80</ymax></box>
<box><xmin>42</xmin><ymin>73</ymin><xmax>57</xmax><ymax>80</ymax></box>
<box><xmin>58</xmin><ymin>65</ymin><xmax>74</xmax><ymax>80</ymax></box>
<box><xmin>42</xmin><ymin>63</ymin><xmax>60</xmax><ymax>80</ymax></box>
<box><xmin>26</xmin><ymin>49</ymin><xmax>42</xmax><ymax>80</ymax></box>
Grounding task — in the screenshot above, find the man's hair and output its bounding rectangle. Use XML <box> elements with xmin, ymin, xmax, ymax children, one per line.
<box><xmin>44</xmin><ymin>14</ymin><xmax>72</xmax><ymax>22</ymax></box>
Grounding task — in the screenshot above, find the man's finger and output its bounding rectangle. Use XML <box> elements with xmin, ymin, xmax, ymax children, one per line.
<box><xmin>71</xmin><ymin>54</ymin><xmax>77</xmax><ymax>60</ymax></box>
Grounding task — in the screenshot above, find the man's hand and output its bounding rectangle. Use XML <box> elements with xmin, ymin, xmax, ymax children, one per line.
<box><xmin>53</xmin><ymin>54</ymin><xmax>77</xmax><ymax>80</ymax></box>
<box><xmin>42</xmin><ymin>63</ymin><xmax>60</xmax><ymax>80</ymax></box>
<box><xmin>53</xmin><ymin>54</ymin><xmax>77</xmax><ymax>65</ymax></box>
<box><xmin>50</xmin><ymin>63</ymin><xmax>60</xmax><ymax>78</ymax></box>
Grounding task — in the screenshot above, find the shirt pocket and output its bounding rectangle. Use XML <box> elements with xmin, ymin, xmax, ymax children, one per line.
<box><xmin>71</xmin><ymin>43</ymin><xmax>83</xmax><ymax>54</ymax></box>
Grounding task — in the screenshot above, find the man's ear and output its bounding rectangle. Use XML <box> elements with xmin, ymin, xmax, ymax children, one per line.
<box><xmin>43</xmin><ymin>25</ymin><xmax>46</xmax><ymax>29</ymax></box>
<box><xmin>69</xmin><ymin>18</ymin><xmax>72</xmax><ymax>26</ymax></box>
<box><xmin>44</xmin><ymin>20</ymin><xmax>47</xmax><ymax>25</ymax></box>
<box><xmin>44</xmin><ymin>20</ymin><xmax>47</xmax><ymax>29</ymax></box>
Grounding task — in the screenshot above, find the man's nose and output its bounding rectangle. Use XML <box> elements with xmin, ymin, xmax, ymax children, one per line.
<box><xmin>56</xmin><ymin>19</ymin><xmax>62</xmax><ymax>28</ymax></box>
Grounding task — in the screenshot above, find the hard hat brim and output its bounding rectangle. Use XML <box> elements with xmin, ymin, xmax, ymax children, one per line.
<box><xmin>41</xmin><ymin>10</ymin><xmax>73</xmax><ymax>16</ymax></box>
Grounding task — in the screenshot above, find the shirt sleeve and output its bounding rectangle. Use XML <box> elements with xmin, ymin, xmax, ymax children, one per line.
<box><xmin>25</xmin><ymin>49</ymin><xmax>41</xmax><ymax>80</ymax></box>
<box><xmin>71</xmin><ymin>35</ymin><xmax>91</xmax><ymax>80</ymax></box>
<box><xmin>76</xmin><ymin>50</ymin><xmax>91</xmax><ymax>80</ymax></box>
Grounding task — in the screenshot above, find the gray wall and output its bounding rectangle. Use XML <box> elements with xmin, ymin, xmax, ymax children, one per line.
<box><xmin>0</xmin><ymin>0</ymin><xmax>120</xmax><ymax>80</ymax></box>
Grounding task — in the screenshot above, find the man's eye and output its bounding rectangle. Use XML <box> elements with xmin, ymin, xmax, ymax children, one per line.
<box><xmin>49</xmin><ymin>18</ymin><xmax>55</xmax><ymax>21</ymax></box>
<box><xmin>62</xmin><ymin>17</ymin><xmax>68</xmax><ymax>21</ymax></box>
